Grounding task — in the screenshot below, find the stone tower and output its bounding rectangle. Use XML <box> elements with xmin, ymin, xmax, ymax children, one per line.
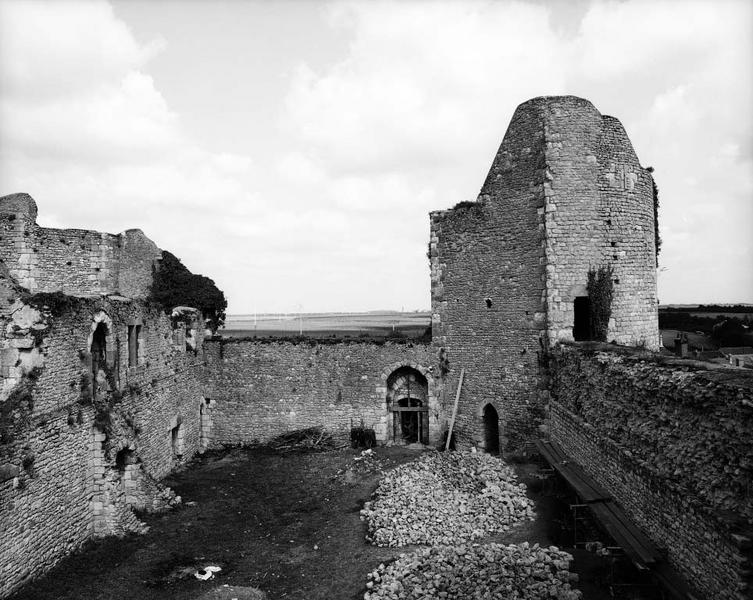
<box><xmin>429</xmin><ymin>96</ymin><xmax>659</xmax><ymax>450</ymax></box>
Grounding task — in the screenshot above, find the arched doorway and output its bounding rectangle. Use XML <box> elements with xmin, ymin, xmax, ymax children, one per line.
<box><xmin>387</xmin><ymin>367</ymin><xmax>429</xmax><ymax>445</ymax></box>
<box><xmin>482</xmin><ymin>403</ymin><xmax>500</xmax><ymax>454</ymax></box>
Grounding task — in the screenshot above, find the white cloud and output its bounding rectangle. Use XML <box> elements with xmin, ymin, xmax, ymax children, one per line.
<box><xmin>0</xmin><ymin>0</ymin><xmax>261</xmax><ymax>307</ymax></box>
<box><xmin>0</xmin><ymin>0</ymin><xmax>750</xmax><ymax>312</ymax></box>
<box><xmin>283</xmin><ymin>1</ymin><xmax>566</xmax><ymax>178</ymax></box>
<box><xmin>280</xmin><ymin>0</ymin><xmax>753</xmax><ymax>306</ymax></box>
<box><xmin>0</xmin><ymin>1</ymin><xmax>163</xmax><ymax>101</ymax></box>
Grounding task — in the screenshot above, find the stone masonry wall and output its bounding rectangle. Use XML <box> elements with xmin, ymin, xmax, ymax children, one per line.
<box><xmin>429</xmin><ymin>96</ymin><xmax>660</xmax><ymax>450</ymax></box>
<box><xmin>539</xmin><ymin>98</ymin><xmax>658</xmax><ymax>348</ymax></box>
<box><xmin>549</xmin><ymin>345</ymin><xmax>753</xmax><ymax>600</ymax></box>
<box><xmin>429</xmin><ymin>100</ymin><xmax>552</xmax><ymax>451</ymax></box>
<box><xmin>0</xmin><ymin>194</ymin><xmax>161</xmax><ymax>299</ymax></box>
<box><xmin>0</xmin><ymin>294</ymin><xmax>206</xmax><ymax>598</ymax></box>
<box><xmin>204</xmin><ymin>339</ymin><xmax>439</xmax><ymax>446</ymax></box>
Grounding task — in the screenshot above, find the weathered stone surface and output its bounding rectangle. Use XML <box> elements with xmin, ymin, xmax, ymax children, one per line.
<box><xmin>0</xmin><ymin>293</ymin><xmax>206</xmax><ymax>598</ymax></box>
<box><xmin>360</xmin><ymin>452</ymin><xmax>534</xmax><ymax>547</ymax></box>
<box><xmin>549</xmin><ymin>344</ymin><xmax>753</xmax><ymax>600</ymax></box>
<box><xmin>204</xmin><ymin>339</ymin><xmax>440</xmax><ymax>446</ymax></box>
<box><xmin>429</xmin><ymin>96</ymin><xmax>658</xmax><ymax>451</ymax></box>
<box><xmin>0</xmin><ymin>194</ymin><xmax>161</xmax><ymax>299</ymax></box>
<box><xmin>364</xmin><ymin>542</ymin><xmax>581</xmax><ymax>600</ymax></box>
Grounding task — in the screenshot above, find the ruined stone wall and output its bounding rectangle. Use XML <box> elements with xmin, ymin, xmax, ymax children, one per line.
<box><xmin>204</xmin><ymin>339</ymin><xmax>439</xmax><ymax>446</ymax></box>
<box><xmin>0</xmin><ymin>295</ymin><xmax>206</xmax><ymax>598</ymax></box>
<box><xmin>0</xmin><ymin>409</ymin><xmax>95</xmax><ymax>597</ymax></box>
<box><xmin>540</xmin><ymin>98</ymin><xmax>658</xmax><ymax>348</ymax></box>
<box><xmin>429</xmin><ymin>101</ymin><xmax>550</xmax><ymax>451</ymax></box>
<box><xmin>429</xmin><ymin>96</ymin><xmax>659</xmax><ymax>449</ymax></box>
<box><xmin>549</xmin><ymin>345</ymin><xmax>753</xmax><ymax>600</ymax></box>
<box><xmin>0</xmin><ymin>194</ymin><xmax>161</xmax><ymax>299</ymax></box>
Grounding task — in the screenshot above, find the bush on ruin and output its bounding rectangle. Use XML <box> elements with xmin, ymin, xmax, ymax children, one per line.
<box><xmin>149</xmin><ymin>251</ymin><xmax>227</xmax><ymax>333</ymax></box>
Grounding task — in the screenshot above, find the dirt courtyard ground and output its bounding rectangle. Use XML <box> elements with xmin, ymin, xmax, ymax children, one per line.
<box><xmin>9</xmin><ymin>446</ymin><xmax>659</xmax><ymax>600</ymax></box>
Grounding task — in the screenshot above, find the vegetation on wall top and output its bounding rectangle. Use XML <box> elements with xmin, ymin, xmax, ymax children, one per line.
<box><xmin>0</xmin><ymin>367</ymin><xmax>41</xmax><ymax>448</ymax></box>
<box><xmin>149</xmin><ymin>251</ymin><xmax>227</xmax><ymax>333</ymax></box>
<box><xmin>646</xmin><ymin>166</ymin><xmax>662</xmax><ymax>265</ymax></box>
<box><xmin>21</xmin><ymin>291</ymin><xmax>77</xmax><ymax>317</ymax></box>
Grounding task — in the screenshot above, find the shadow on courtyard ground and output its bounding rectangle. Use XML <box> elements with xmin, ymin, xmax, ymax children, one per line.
<box><xmin>8</xmin><ymin>446</ymin><xmax>661</xmax><ymax>600</ymax></box>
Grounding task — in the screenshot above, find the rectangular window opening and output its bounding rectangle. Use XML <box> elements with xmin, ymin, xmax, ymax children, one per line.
<box><xmin>573</xmin><ymin>296</ymin><xmax>591</xmax><ymax>341</ymax></box>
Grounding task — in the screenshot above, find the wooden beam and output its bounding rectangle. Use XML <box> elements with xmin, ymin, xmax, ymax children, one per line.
<box><xmin>445</xmin><ymin>368</ymin><xmax>465</xmax><ymax>451</ymax></box>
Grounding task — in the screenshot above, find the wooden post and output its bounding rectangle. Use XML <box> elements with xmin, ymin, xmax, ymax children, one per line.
<box><xmin>445</xmin><ymin>368</ymin><xmax>465</xmax><ymax>451</ymax></box>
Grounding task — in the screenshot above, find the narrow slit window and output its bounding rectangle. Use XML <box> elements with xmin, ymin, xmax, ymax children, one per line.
<box><xmin>128</xmin><ymin>325</ymin><xmax>141</xmax><ymax>367</ymax></box>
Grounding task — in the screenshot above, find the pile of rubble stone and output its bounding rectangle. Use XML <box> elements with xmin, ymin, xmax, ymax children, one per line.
<box><xmin>364</xmin><ymin>542</ymin><xmax>581</xmax><ymax>600</ymax></box>
<box><xmin>360</xmin><ymin>451</ymin><xmax>534</xmax><ymax>547</ymax></box>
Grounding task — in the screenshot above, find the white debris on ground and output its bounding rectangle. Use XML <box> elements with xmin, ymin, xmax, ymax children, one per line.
<box><xmin>194</xmin><ymin>565</ymin><xmax>222</xmax><ymax>580</ymax></box>
<box><xmin>364</xmin><ymin>543</ymin><xmax>581</xmax><ymax>600</ymax></box>
<box><xmin>335</xmin><ymin>448</ymin><xmax>395</xmax><ymax>484</ymax></box>
<box><xmin>360</xmin><ymin>451</ymin><xmax>535</xmax><ymax>547</ymax></box>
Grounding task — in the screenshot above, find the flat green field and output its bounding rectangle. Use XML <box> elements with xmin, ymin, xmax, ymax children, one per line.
<box><xmin>221</xmin><ymin>311</ymin><xmax>431</xmax><ymax>339</ymax></box>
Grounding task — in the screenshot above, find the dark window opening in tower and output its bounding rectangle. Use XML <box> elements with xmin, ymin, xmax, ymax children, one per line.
<box><xmin>573</xmin><ymin>296</ymin><xmax>591</xmax><ymax>341</ymax></box>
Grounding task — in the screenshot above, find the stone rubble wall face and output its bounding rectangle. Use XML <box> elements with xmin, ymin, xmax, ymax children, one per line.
<box><xmin>0</xmin><ymin>410</ymin><xmax>94</xmax><ymax>596</ymax></box>
<box><xmin>549</xmin><ymin>346</ymin><xmax>753</xmax><ymax>600</ymax></box>
<box><xmin>540</xmin><ymin>99</ymin><xmax>601</xmax><ymax>342</ymax></box>
<box><xmin>117</xmin><ymin>230</ymin><xmax>163</xmax><ymax>300</ymax></box>
<box><xmin>430</xmin><ymin>96</ymin><xmax>660</xmax><ymax>449</ymax></box>
<box><xmin>595</xmin><ymin>117</ymin><xmax>659</xmax><ymax>347</ymax></box>
<box><xmin>0</xmin><ymin>200</ymin><xmax>160</xmax><ymax>299</ymax></box>
<box><xmin>204</xmin><ymin>340</ymin><xmax>438</xmax><ymax>446</ymax></box>
<box><xmin>429</xmin><ymin>101</ymin><xmax>551</xmax><ymax>450</ymax></box>
<box><xmin>0</xmin><ymin>297</ymin><xmax>205</xmax><ymax>598</ymax></box>
<box><xmin>540</xmin><ymin>99</ymin><xmax>658</xmax><ymax>348</ymax></box>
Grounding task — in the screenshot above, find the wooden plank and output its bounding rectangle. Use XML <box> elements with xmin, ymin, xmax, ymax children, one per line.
<box><xmin>562</xmin><ymin>461</ymin><xmax>611</xmax><ymax>503</ymax></box>
<box><xmin>445</xmin><ymin>368</ymin><xmax>465</xmax><ymax>451</ymax></box>
<box><xmin>589</xmin><ymin>502</ymin><xmax>657</xmax><ymax>567</ymax></box>
<box><xmin>602</xmin><ymin>502</ymin><xmax>661</xmax><ymax>562</ymax></box>
<box><xmin>535</xmin><ymin>440</ymin><xmax>558</xmax><ymax>464</ymax></box>
<box><xmin>546</xmin><ymin>440</ymin><xmax>568</xmax><ymax>463</ymax></box>
<box><xmin>535</xmin><ymin>445</ymin><xmax>702</xmax><ymax>598</ymax></box>
<box><xmin>535</xmin><ymin>440</ymin><xmax>611</xmax><ymax>503</ymax></box>
<box><xmin>391</xmin><ymin>407</ymin><xmax>429</xmax><ymax>413</ymax></box>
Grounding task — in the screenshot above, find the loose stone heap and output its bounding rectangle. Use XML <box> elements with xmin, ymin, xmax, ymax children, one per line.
<box><xmin>364</xmin><ymin>542</ymin><xmax>581</xmax><ymax>600</ymax></box>
<box><xmin>360</xmin><ymin>451</ymin><xmax>534</xmax><ymax>547</ymax></box>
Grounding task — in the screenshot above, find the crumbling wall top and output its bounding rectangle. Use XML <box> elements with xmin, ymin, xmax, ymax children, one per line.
<box><xmin>0</xmin><ymin>192</ymin><xmax>38</xmax><ymax>222</ymax></box>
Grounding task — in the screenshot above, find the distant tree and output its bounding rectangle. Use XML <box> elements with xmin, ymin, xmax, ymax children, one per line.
<box><xmin>711</xmin><ymin>318</ymin><xmax>749</xmax><ymax>347</ymax></box>
<box><xmin>149</xmin><ymin>251</ymin><xmax>227</xmax><ymax>333</ymax></box>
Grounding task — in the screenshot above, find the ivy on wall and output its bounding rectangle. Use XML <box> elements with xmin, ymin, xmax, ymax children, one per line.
<box><xmin>586</xmin><ymin>265</ymin><xmax>614</xmax><ymax>342</ymax></box>
<box><xmin>646</xmin><ymin>166</ymin><xmax>662</xmax><ymax>265</ymax></box>
<box><xmin>0</xmin><ymin>367</ymin><xmax>41</xmax><ymax>448</ymax></box>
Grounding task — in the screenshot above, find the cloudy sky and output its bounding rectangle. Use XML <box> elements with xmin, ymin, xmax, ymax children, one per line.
<box><xmin>0</xmin><ymin>0</ymin><xmax>751</xmax><ymax>314</ymax></box>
